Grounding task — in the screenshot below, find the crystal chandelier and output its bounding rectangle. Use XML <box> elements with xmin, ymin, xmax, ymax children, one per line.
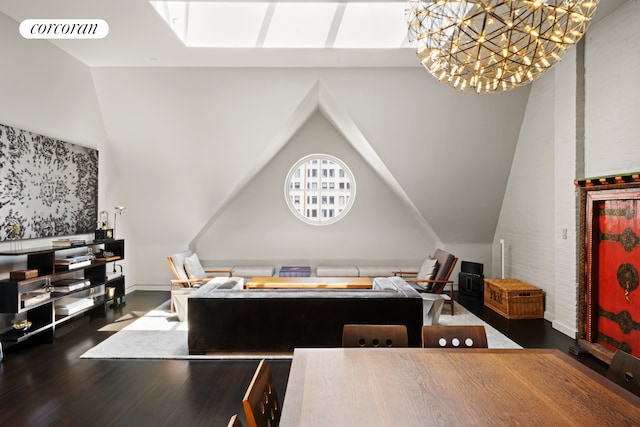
<box><xmin>406</xmin><ymin>1</ymin><xmax>600</xmax><ymax>93</ymax></box>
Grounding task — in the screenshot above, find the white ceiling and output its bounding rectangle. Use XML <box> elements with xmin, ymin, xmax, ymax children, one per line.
<box><xmin>0</xmin><ymin>0</ymin><xmax>628</xmax><ymax>68</ymax></box>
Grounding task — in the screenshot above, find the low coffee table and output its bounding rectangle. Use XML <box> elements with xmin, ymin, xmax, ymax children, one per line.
<box><xmin>245</xmin><ymin>276</ymin><xmax>372</xmax><ymax>289</ymax></box>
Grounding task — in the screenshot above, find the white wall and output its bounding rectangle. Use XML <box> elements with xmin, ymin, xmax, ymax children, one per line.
<box><xmin>0</xmin><ymin>13</ymin><xmax>121</xmax><ymax>279</ymax></box>
<box><xmin>90</xmin><ymin>67</ymin><xmax>528</xmax><ymax>286</ymax></box>
<box><xmin>0</xmin><ymin>15</ymin><xmax>104</xmax><ymax>148</ymax></box>
<box><xmin>196</xmin><ymin>111</ymin><xmax>436</xmax><ymax>269</ymax></box>
<box><xmin>494</xmin><ymin>0</ymin><xmax>640</xmax><ymax>337</ymax></box>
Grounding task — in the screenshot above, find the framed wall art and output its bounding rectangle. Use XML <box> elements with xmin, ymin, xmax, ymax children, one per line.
<box><xmin>0</xmin><ymin>123</ymin><xmax>98</xmax><ymax>242</ymax></box>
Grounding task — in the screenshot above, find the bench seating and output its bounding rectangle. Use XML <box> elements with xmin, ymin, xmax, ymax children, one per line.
<box><xmin>205</xmin><ymin>264</ymin><xmax>419</xmax><ymax>278</ymax></box>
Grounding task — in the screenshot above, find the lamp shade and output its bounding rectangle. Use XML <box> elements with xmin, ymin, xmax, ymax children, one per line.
<box><xmin>406</xmin><ymin>0</ymin><xmax>600</xmax><ymax>93</ymax></box>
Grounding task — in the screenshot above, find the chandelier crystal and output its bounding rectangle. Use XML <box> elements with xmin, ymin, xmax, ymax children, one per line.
<box><xmin>406</xmin><ymin>1</ymin><xmax>600</xmax><ymax>93</ymax></box>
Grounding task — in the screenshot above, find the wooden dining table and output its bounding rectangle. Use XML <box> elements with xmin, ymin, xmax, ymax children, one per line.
<box><xmin>279</xmin><ymin>348</ymin><xmax>640</xmax><ymax>426</ymax></box>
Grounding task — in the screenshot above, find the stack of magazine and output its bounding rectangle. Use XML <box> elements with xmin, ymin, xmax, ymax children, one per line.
<box><xmin>52</xmin><ymin>238</ymin><xmax>86</xmax><ymax>247</ymax></box>
<box><xmin>51</xmin><ymin>278</ymin><xmax>91</xmax><ymax>294</ymax></box>
<box><xmin>54</xmin><ymin>297</ymin><xmax>95</xmax><ymax>316</ymax></box>
<box><xmin>21</xmin><ymin>289</ymin><xmax>51</xmax><ymax>309</ymax></box>
<box><xmin>54</xmin><ymin>255</ymin><xmax>91</xmax><ymax>271</ymax></box>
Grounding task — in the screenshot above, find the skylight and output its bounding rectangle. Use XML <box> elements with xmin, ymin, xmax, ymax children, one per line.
<box><xmin>334</xmin><ymin>2</ymin><xmax>409</xmax><ymax>48</ymax></box>
<box><xmin>150</xmin><ymin>1</ymin><xmax>411</xmax><ymax>49</ymax></box>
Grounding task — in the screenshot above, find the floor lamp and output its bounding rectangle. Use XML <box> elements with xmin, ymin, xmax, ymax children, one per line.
<box><xmin>111</xmin><ymin>206</ymin><xmax>126</xmax><ymax>308</ymax></box>
<box><xmin>113</xmin><ymin>206</ymin><xmax>126</xmax><ymax>239</ymax></box>
<box><xmin>500</xmin><ymin>239</ymin><xmax>505</xmax><ymax>279</ymax></box>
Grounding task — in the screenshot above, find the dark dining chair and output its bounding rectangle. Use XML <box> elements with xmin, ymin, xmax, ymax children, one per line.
<box><xmin>227</xmin><ymin>414</ymin><xmax>244</xmax><ymax>427</ymax></box>
<box><xmin>243</xmin><ymin>359</ymin><xmax>281</xmax><ymax>427</ymax></box>
<box><xmin>422</xmin><ymin>325</ymin><xmax>488</xmax><ymax>348</ymax></box>
<box><xmin>607</xmin><ymin>350</ymin><xmax>640</xmax><ymax>397</ymax></box>
<box><xmin>342</xmin><ymin>324</ymin><xmax>409</xmax><ymax>348</ymax></box>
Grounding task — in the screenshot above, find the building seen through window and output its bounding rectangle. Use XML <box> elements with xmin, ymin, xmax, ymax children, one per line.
<box><xmin>285</xmin><ymin>154</ymin><xmax>356</xmax><ymax>225</ymax></box>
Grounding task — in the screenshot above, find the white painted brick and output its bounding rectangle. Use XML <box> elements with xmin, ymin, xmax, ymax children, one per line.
<box><xmin>585</xmin><ymin>0</ymin><xmax>640</xmax><ymax>176</ymax></box>
<box><xmin>495</xmin><ymin>1</ymin><xmax>640</xmax><ymax>338</ymax></box>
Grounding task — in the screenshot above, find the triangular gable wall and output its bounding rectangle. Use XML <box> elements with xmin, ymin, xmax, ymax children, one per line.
<box><xmin>191</xmin><ymin>80</ymin><xmax>440</xmax><ymax>249</ymax></box>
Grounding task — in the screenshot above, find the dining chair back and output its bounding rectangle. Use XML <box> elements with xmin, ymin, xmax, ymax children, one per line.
<box><xmin>342</xmin><ymin>324</ymin><xmax>409</xmax><ymax>348</ymax></box>
<box><xmin>243</xmin><ymin>359</ymin><xmax>281</xmax><ymax>427</ymax></box>
<box><xmin>227</xmin><ymin>414</ymin><xmax>244</xmax><ymax>427</ymax></box>
<box><xmin>422</xmin><ymin>325</ymin><xmax>488</xmax><ymax>348</ymax></box>
<box><xmin>607</xmin><ymin>350</ymin><xmax>640</xmax><ymax>397</ymax></box>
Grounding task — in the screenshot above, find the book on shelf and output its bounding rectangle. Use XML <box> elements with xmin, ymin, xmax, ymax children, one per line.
<box><xmin>51</xmin><ymin>278</ymin><xmax>91</xmax><ymax>293</ymax></box>
<box><xmin>54</xmin><ymin>297</ymin><xmax>95</xmax><ymax>316</ymax></box>
<box><xmin>54</xmin><ymin>260</ymin><xmax>92</xmax><ymax>270</ymax></box>
<box><xmin>54</xmin><ymin>255</ymin><xmax>90</xmax><ymax>264</ymax></box>
<box><xmin>21</xmin><ymin>290</ymin><xmax>51</xmax><ymax>308</ymax></box>
<box><xmin>52</xmin><ymin>238</ymin><xmax>86</xmax><ymax>247</ymax></box>
<box><xmin>106</xmin><ymin>271</ymin><xmax>123</xmax><ymax>281</ymax></box>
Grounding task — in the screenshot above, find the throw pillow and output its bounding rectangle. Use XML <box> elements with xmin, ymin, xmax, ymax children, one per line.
<box><xmin>416</xmin><ymin>256</ymin><xmax>438</xmax><ymax>281</ymax></box>
<box><xmin>184</xmin><ymin>253</ymin><xmax>208</xmax><ymax>280</ymax></box>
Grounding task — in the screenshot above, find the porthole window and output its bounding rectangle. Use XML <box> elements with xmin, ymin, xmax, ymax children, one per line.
<box><xmin>285</xmin><ymin>154</ymin><xmax>356</xmax><ymax>225</ymax></box>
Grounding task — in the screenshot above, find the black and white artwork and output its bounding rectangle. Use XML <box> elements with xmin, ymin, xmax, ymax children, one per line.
<box><xmin>0</xmin><ymin>124</ymin><xmax>98</xmax><ymax>241</ymax></box>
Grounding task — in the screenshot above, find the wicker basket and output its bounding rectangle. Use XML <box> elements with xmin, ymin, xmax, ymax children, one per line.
<box><xmin>483</xmin><ymin>279</ymin><xmax>543</xmax><ymax>319</ymax></box>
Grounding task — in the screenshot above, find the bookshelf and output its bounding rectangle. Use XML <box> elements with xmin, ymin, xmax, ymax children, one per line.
<box><xmin>0</xmin><ymin>239</ymin><xmax>125</xmax><ymax>347</ymax></box>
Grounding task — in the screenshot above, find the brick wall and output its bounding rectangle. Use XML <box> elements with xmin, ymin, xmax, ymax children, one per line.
<box><xmin>553</xmin><ymin>48</ymin><xmax>579</xmax><ymax>336</ymax></box>
<box><xmin>493</xmin><ymin>1</ymin><xmax>640</xmax><ymax>337</ymax></box>
<box><xmin>585</xmin><ymin>0</ymin><xmax>640</xmax><ymax>177</ymax></box>
<box><xmin>492</xmin><ymin>69</ymin><xmax>556</xmax><ymax>320</ymax></box>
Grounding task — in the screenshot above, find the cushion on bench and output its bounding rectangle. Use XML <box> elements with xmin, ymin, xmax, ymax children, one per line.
<box><xmin>231</xmin><ymin>265</ymin><xmax>276</xmax><ymax>277</ymax></box>
<box><xmin>316</xmin><ymin>265</ymin><xmax>359</xmax><ymax>277</ymax></box>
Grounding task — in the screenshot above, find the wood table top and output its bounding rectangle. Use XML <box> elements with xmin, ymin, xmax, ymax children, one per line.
<box><xmin>279</xmin><ymin>348</ymin><xmax>640</xmax><ymax>427</ymax></box>
<box><xmin>244</xmin><ymin>276</ymin><xmax>372</xmax><ymax>289</ymax></box>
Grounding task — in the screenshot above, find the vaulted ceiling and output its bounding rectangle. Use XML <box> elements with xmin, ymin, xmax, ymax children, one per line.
<box><xmin>0</xmin><ymin>0</ymin><xmax>628</xmax><ymax>251</ymax></box>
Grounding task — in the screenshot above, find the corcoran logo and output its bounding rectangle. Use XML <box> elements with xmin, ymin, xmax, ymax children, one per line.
<box><xmin>19</xmin><ymin>19</ymin><xmax>109</xmax><ymax>39</ymax></box>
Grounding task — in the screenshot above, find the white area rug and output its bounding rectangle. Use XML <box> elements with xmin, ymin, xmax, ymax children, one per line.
<box><xmin>80</xmin><ymin>300</ymin><xmax>520</xmax><ymax>360</ymax></box>
<box><xmin>439</xmin><ymin>303</ymin><xmax>522</xmax><ymax>349</ymax></box>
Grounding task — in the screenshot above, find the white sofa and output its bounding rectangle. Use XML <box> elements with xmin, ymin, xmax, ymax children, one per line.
<box><xmin>172</xmin><ymin>277</ymin><xmax>245</xmax><ymax>321</ymax></box>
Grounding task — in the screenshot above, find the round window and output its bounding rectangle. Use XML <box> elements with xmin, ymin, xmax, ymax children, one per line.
<box><xmin>284</xmin><ymin>154</ymin><xmax>356</xmax><ymax>225</ymax></box>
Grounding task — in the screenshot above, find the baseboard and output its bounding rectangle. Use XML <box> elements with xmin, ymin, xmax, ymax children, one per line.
<box><xmin>544</xmin><ymin>312</ymin><xmax>577</xmax><ymax>339</ymax></box>
<box><xmin>551</xmin><ymin>319</ymin><xmax>576</xmax><ymax>338</ymax></box>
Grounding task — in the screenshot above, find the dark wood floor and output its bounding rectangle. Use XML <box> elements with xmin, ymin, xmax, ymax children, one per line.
<box><xmin>456</xmin><ymin>292</ymin><xmax>609</xmax><ymax>375</ymax></box>
<box><xmin>0</xmin><ymin>290</ymin><xmax>609</xmax><ymax>426</ymax></box>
